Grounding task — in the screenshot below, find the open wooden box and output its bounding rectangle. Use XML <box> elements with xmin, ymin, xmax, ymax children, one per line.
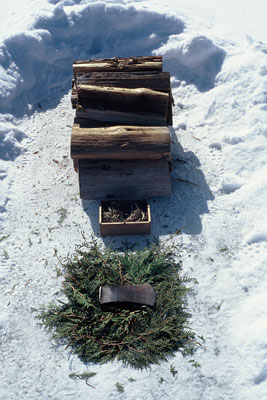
<box><xmin>99</xmin><ymin>199</ymin><xmax>151</xmax><ymax>236</ymax></box>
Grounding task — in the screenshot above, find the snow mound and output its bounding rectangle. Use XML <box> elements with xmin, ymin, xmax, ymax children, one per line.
<box><xmin>156</xmin><ymin>34</ymin><xmax>225</xmax><ymax>91</ymax></box>
<box><xmin>220</xmin><ymin>175</ymin><xmax>243</xmax><ymax>194</ymax></box>
<box><xmin>209</xmin><ymin>141</ymin><xmax>222</xmax><ymax>150</ymax></box>
<box><xmin>251</xmin><ymin>78</ymin><xmax>267</xmax><ymax>106</ymax></box>
<box><xmin>0</xmin><ymin>2</ymin><xmax>183</xmax><ymax>112</ymax></box>
<box><xmin>245</xmin><ymin>230</ymin><xmax>267</xmax><ymax>245</ymax></box>
<box><xmin>229</xmin><ymin>166</ymin><xmax>267</xmax><ymax>245</ymax></box>
<box><xmin>0</xmin><ymin>123</ymin><xmax>26</xmax><ymax>161</ymax></box>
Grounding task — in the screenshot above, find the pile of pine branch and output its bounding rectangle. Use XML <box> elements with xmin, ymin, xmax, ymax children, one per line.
<box><xmin>37</xmin><ymin>241</ymin><xmax>197</xmax><ymax>369</ymax></box>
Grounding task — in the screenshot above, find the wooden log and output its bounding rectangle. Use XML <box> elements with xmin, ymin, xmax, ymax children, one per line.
<box><xmin>73</xmin><ymin>99</ymin><xmax>173</xmax><ymax>125</ymax></box>
<box><xmin>72</xmin><ymin>72</ymin><xmax>173</xmax><ymax>125</ymax></box>
<box><xmin>73</xmin><ymin>56</ymin><xmax>162</xmax><ymax>76</ymax></box>
<box><xmin>76</xmin><ymin>109</ymin><xmax>167</xmax><ymax>126</ymax></box>
<box><xmin>77</xmin><ymin>85</ymin><xmax>169</xmax><ymax>126</ymax></box>
<box><xmin>78</xmin><ymin>158</ymin><xmax>171</xmax><ymax>200</ymax></box>
<box><xmin>99</xmin><ymin>284</ymin><xmax>156</xmax><ymax>310</ymax></box>
<box><xmin>71</xmin><ymin>124</ymin><xmax>170</xmax><ymax>160</ymax></box>
<box><xmin>76</xmin><ymin>71</ymin><xmax>170</xmax><ymax>90</ymax></box>
<box><xmin>73</xmin><ymin>71</ymin><xmax>171</xmax><ymax>110</ymax></box>
<box><xmin>71</xmin><ymin>57</ymin><xmax>173</xmax><ymax>125</ymax></box>
<box><xmin>71</xmin><ymin>88</ymin><xmax>78</xmax><ymax>109</ymax></box>
<box><xmin>73</xmin><ymin>117</ymin><xmax>112</xmax><ymax>128</ymax></box>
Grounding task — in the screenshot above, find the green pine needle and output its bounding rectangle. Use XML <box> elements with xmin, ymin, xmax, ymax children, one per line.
<box><xmin>37</xmin><ymin>240</ymin><xmax>197</xmax><ymax>369</ymax></box>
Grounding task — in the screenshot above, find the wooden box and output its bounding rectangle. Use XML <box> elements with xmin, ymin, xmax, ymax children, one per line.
<box><xmin>99</xmin><ymin>200</ymin><xmax>151</xmax><ymax>236</ymax></box>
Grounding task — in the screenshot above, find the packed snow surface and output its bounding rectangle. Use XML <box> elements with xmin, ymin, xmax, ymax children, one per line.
<box><xmin>0</xmin><ymin>0</ymin><xmax>267</xmax><ymax>399</ymax></box>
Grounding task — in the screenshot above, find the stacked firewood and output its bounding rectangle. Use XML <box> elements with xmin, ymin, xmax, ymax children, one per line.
<box><xmin>70</xmin><ymin>56</ymin><xmax>173</xmax><ymax>200</ymax></box>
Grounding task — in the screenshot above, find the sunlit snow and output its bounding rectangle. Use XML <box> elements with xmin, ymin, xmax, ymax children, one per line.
<box><xmin>0</xmin><ymin>1</ymin><xmax>267</xmax><ymax>399</ymax></box>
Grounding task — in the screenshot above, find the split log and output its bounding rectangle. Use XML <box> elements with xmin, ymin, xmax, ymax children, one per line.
<box><xmin>71</xmin><ymin>87</ymin><xmax>78</xmax><ymax>109</ymax></box>
<box><xmin>72</xmin><ymin>72</ymin><xmax>173</xmax><ymax>125</ymax></box>
<box><xmin>77</xmin><ymin>85</ymin><xmax>169</xmax><ymax>125</ymax></box>
<box><xmin>76</xmin><ymin>109</ymin><xmax>167</xmax><ymax>126</ymax></box>
<box><xmin>76</xmin><ymin>71</ymin><xmax>170</xmax><ymax>90</ymax></box>
<box><xmin>73</xmin><ymin>56</ymin><xmax>162</xmax><ymax>76</ymax></box>
<box><xmin>99</xmin><ymin>284</ymin><xmax>156</xmax><ymax>310</ymax></box>
<box><xmin>78</xmin><ymin>158</ymin><xmax>171</xmax><ymax>200</ymax></box>
<box><xmin>71</xmin><ymin>124</ymin><xmax>170</xmax><ymax>160</ymax></box>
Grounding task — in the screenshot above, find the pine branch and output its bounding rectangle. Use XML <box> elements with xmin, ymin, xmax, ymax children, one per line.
<box><xmin>37</xmin><ymin>242</ymin><xmax>198</xmax><ymax>369</ymax></box>
<box><xmin>118</xmin><ymin>260</ymin><xmax>124</xmax><ymax>286</ymax></box>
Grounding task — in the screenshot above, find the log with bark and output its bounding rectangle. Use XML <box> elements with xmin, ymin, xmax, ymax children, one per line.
<box><xmin>71</xmin><ymin>123</ymin><xmax>170</xmax><ymax>160</ymax></box>
<box><xmin>72</xmin><ymin>71</ymin><xmax>173</xmax><ymax>124</ymax></box>
<box><xmin>76</xmin><ymin>71</ymin><xmax>170</xmax><ymax>90</ymax></box>
<box><xmin>76</xmin><ymin>84</ymin><xmax>169</xmax><ymax>125</ymax></box>
<box><xmin>73</xmin><ymin>56</ymin><xmax>162</xmax><ymax>76</ymax></box>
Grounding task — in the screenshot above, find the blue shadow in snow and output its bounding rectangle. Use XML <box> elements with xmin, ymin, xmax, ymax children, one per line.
<box><xmin>164</xmin><ymin>36</ymin><xmax>226</xmax><ymax>92</ymax></box>
<box><xmin>81</xmin><ymin>128</ymin><xmax>214</xmax><ymax>248</ymax></box>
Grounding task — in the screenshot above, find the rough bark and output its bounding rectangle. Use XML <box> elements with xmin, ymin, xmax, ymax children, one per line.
<box><xmin>71</xmin><ymin>124</ymin><xmax>170</xmax><ymax>160</ymax></box>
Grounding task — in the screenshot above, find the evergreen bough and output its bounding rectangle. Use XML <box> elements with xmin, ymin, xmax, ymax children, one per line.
<box><xmin>38</xmin><ymin>240</ymin><xmax>197</xmax><ymax>369</ymax></box>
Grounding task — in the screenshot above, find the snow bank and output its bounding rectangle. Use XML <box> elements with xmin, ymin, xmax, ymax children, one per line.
<box><xmin>0</xmin><ymin>115</ymin><xmax>25</xmax><ymax>218</ymax></box>
<box><xmin>0</xmin><ymin>2</ymin><xmax>183</xmax><ymax>112</ymax></box>
<box><xmin>0</xmin><ymin>0</ymin><xmax>183</xmax><ymax>218</ymax></box>
<box><xmin>155</xmin><ymin>33</ymin><xmax>225</xmax><ymax>91</ymax></box>
<box><xmin>215</xmin><ymin>44</ymin><xmax>267</xmax><ymax>246</ymax></box>
<box><xmin>0</xmin><ymin>119</ymin><xmax>26</xmax><ymax>161</ymax></box>
<box><xmin>1</xmin><ymin>1</ymin><xmax>267</xmax><ymax>399</ymax></box>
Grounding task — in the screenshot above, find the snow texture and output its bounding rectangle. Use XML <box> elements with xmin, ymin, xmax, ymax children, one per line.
<box><xmin>1</xmin><ymin>0</ymin><xmax>267</xmax><ymax>399</ymax></box>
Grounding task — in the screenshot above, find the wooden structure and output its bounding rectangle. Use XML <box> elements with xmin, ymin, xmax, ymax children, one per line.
<box><xmin>71</xmin><ymin>56</ymin><xmax>173</xmax><ymax>125</ymax></box>
<box><xmin>99</xmin><ymin>284</ymin><xmax>156</xmax><ymax>311</ymax></box>
<box><xmin>79</xmin><ymin>158</ymin><xmax>170</xmax><ymax>200</ymax></box>
<box><xmin>69</xmin><ymin>56</ymin><xmax>173</xmax><ymax>234</ymax></box>
<box><xmin>99</xmin><ymin>200</ymin><xmax>151</xmax><ymax>236</ymax></box>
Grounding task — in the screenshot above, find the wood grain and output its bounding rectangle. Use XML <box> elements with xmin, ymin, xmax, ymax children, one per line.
<box><xmin>76</xmin><ymin>71</ymin><xmax>170</xmax><ymax>90</ymax></box>
<box><xmin>71</xmin><ymin>124</ymin><xmax>170</xmax><ymax>160</ymax></box>
<box><xmin>72</xmin><ymin>71</ymin><xmax>173</xmax><ymax>125</ymax></box>
<box><xmin>78</xmin><ymin>158</ymin><xmax>171</xmax><ymax>199</ymax></box>
<box><xmin>73</xmin><ymin>56</ymin><xmax>162</xmax><ymax>75</ymax></box>
<box><xmin>77</xmin><ymin>85</ymin><xmax>168</xmax><ymax>125</ymax></box>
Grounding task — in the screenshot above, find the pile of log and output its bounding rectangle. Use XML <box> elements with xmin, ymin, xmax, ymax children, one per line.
<box><xmin>70</xmin><ymin>56</ymin><xmax>173</xmax><ymax>200</ymax></box>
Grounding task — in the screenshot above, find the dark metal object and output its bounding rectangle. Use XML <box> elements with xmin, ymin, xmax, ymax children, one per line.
<box><xmin>99</xmin><ymin>284</ymin><xmax>156</xmax><ymax>311</ymax></box>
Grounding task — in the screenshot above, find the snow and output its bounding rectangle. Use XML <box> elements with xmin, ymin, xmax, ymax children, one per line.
<box><xmin>156</xmin><ymin>34</ymin><xmax>226</xmax><ymax>91</ymax></box>
<box><xmin>0</xmin><ymin>0</ymin><xmax>267</xmax><ymax>399</ymax></box>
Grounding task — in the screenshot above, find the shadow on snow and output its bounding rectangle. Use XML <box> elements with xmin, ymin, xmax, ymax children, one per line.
<box><xmin>81</xmin><ymin>128</ymin><xmax>214</xmax><ymax>248</ymax></box>
<box><xmin>0</xmin><ymin>3</ymin><xmax>184</xmax><ymax>118</ymax></box>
